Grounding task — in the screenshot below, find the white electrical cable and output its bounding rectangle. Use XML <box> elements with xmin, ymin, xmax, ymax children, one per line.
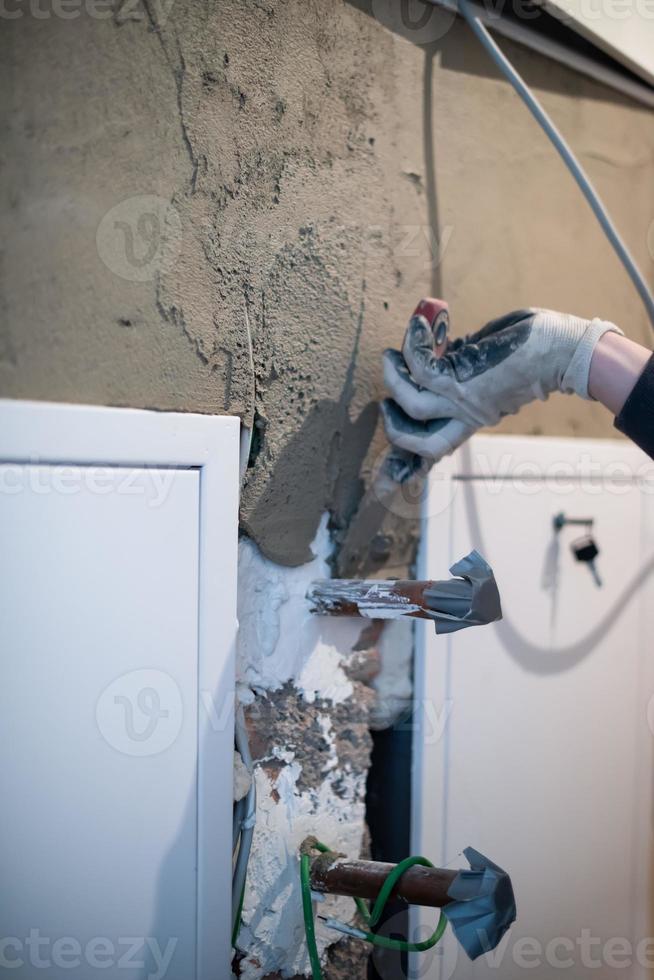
<box><xmin>456</xmin><ymin>0</ymin><xmax>654</xmax><ymax>330</ymax></box>
<box><xmin>233</xmin><ymin>296</ymin><xmax>257</xmax><ymax>945</ymax></box>
<box><xmin>232</xmin><ymin>704</ymin><xmax>256</xmax><ymax>946</ymax></box>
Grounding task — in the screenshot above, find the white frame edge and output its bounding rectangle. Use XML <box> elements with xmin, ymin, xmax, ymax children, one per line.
<box><xmin>0</xmin><ymin>398</ymin><xmax>241</xmax><ymax>980</ymax></box>
<box><xmin>427</xmin><ymin>0</ymin><xmax>654</xmax><ymax>108</ymax></box>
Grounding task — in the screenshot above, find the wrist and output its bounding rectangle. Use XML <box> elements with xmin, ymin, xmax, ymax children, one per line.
<box><xmin>588</xmin><ymin>332</ymin><xmax>651</xmax><ymax>415</ymax></box>
<box><xmin>560</xmin><ymin>318</ymin><xmax>623</xmax><ymax>399</ymax></box>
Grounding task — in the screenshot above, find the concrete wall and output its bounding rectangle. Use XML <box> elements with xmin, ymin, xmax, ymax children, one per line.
<box><xmin>4</xmin><ymin>0</ymin><xmax>654</xmax><ymax>571</ymax></box>
<box><xmin>3</xmin><ymin>1</ymin><xmax>654</xmax><ymax>976</ymax></box>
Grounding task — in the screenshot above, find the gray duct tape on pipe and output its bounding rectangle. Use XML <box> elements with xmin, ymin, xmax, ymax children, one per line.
<box><xmin>426</xmin><ymin>550</ymin><xmax>502</xmax><ymax>634</ymax></box>
<box><xmin>307</xmin><ymin>550</ymin><xmax>502</xmax><ymax>633</ymax></box>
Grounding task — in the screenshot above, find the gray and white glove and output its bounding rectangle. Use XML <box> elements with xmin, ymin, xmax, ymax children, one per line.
<box><xmin>382</xmin><ymin>308</ymin><xmax>623</xmax><ymax>462</ymax></box>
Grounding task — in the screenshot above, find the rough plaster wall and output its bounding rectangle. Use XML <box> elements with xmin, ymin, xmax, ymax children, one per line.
<box><xmin>3</xmin><ymin>3</ymin><xmax>654</xmax><ymax>977</ymax></box>
<box><xmin>3</xmin><ymin>0</ymin><xmax>654</xmax><ymax>572</ymax></box>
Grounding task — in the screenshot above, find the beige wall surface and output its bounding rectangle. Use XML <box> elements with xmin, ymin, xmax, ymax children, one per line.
<box><xmin>2</xmin><ymin>0</ymin><xmax>654</xmax><ymax>569</ymax></box>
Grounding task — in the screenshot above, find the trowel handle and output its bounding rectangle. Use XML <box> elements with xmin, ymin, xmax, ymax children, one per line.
<box><xmin>412</xmin><ymin>298</ymin><xmax>449</xmax><ymax>358</ymax></box>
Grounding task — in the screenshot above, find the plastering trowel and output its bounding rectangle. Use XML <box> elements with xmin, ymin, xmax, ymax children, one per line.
<box><xmin>336</xmin><ymin>297</ymin><xmax>449</xmax><ymax>576</ymax></box>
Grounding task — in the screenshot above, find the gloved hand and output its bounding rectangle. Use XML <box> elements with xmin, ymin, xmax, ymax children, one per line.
<box><xmin>381</xmin><ymin>307</ymin><xmax>623</xmax><ymax>461</ymax></box>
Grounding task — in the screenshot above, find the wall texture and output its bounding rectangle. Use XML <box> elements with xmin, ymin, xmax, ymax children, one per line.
<box><xmin>3</xmin><ymin>1</ymin><xmax>654</xmax><ymax>976</ymax></box>
<box><xmin>4</xmin><ymin>0</ymin><xmax>654</xmax><ymax>572</ymax></box>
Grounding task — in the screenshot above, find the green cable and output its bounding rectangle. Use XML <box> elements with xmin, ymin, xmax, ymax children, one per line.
<box><xmin>354</xmin><ymin>905</ymin><xmax>447</xmax><ymax>953</ymax></box>
<box><xmin>232</xmin><ymin>881</ymin><xmax>246</xmax><ymax>949</ymax></box>
<box><xmin>370</xmin><ymin>855</ymin><xmax>434</xmax><ymax>927</ymax></box>
<box><xmin>299</xmin><ymin>841</ymin><xmax>448</xmax><ymax>973</ymax></box>
<box><xmin>301</xmin><ymin>852</ymin><xmax>324</xmax><ymax>980</ymax></box>
<box><xmin>354</xmin><ymin>896</ymin><xmax>371</xmax><ymax>924</ymax></box>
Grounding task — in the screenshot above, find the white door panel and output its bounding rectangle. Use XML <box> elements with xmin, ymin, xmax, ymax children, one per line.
<box><xmin>0</xmin><ymin>401</ymin><xmax>239</xmax><ymax>980</ymax></box>
<box><xmin>412</xmin><ymin>436</ymin><xmax>654</xmax><ymax>980</ymax></box>
<box><xmin>1</xmin><ymin>467</ymin><xmax>199</xmax><ymax>979</ymax></box>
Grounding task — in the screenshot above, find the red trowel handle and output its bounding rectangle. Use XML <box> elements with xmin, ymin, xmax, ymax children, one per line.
<box><xmin>412</xmin><ymin>298</ymin><xmax>449</xmax><ymax>358</ymax></box>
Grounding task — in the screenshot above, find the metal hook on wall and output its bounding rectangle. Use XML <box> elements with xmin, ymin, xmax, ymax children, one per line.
<box><xmin>553</xmin><ymin>513</ymin><xmax>602</xmax><ymax>587</ymax></box>
<box><xmin>553</xmin><ymin>512</ymin><xmax>594</xmax><ymax>533</ymax></box>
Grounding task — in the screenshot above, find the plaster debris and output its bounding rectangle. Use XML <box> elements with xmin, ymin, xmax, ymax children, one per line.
<box><xmin>317</xmin><ymin>714</ymin><xmax>339</xmax><ymax>775</ymax></box>
<box><xmin>271</xmin><ymin>745</ymin><xmax>296</xmax><ymax>765</ymax></box>
<box><xmin>235</xmin><ymin>516</ymin><xmax>371</xmax><ymax>978</ymax></box>
<box><xmin>296</xmin><ymin>643</ymin><xmax>353</xmax><ymax>705</ymax></box>
<box><xmin>237</xmin><ymin>514</ymin><xmax>358</xmax><ymax>701</ymax></box>
<box><xmin>237</xmin><ymin>761</ymin><xmax>365</xmax><ymax>980</ymax></box>
<box><xmin>245</xmin><ymin>686</ymin><xmax>373</xmax><ymax>798</ymax></box>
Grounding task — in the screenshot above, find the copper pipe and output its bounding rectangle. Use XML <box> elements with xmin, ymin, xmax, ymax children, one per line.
<box><xmin>307</xmin><ymin>552</ymin><xmax>502</xmax><ymax>632</ymax></box>
<box><xmin>306</xmin><ymin>579</ymin><xmax>437</xmax><ymax>621</ymax></box>
<box><xmin>306</xmin><ymin>846</ymin><xmax>456</xmax><ymax>909</ymax></box>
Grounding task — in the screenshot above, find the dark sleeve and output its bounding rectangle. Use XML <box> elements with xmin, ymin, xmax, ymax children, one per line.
<box><xmin>614</xmin><ymin>353</ymin><xmax>654</xmax><ymax>460</ymax></box>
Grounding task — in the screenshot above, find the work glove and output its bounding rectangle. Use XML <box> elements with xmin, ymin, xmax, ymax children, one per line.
<box><xmin>381</xmin><ymin>307</ymin><xmax>622</xmax><ymax>462</ymax></box>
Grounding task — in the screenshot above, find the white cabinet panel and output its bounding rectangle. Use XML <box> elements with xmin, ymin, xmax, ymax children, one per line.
<box><xmin>413</xmin><ymin>436</ymin><xmax>654</xmax><ymax>980</ymax></box>
<box><xmin>0</xmin><ymin>402</ymin><xmax>239</xmax><ymax>980</ymax></box>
